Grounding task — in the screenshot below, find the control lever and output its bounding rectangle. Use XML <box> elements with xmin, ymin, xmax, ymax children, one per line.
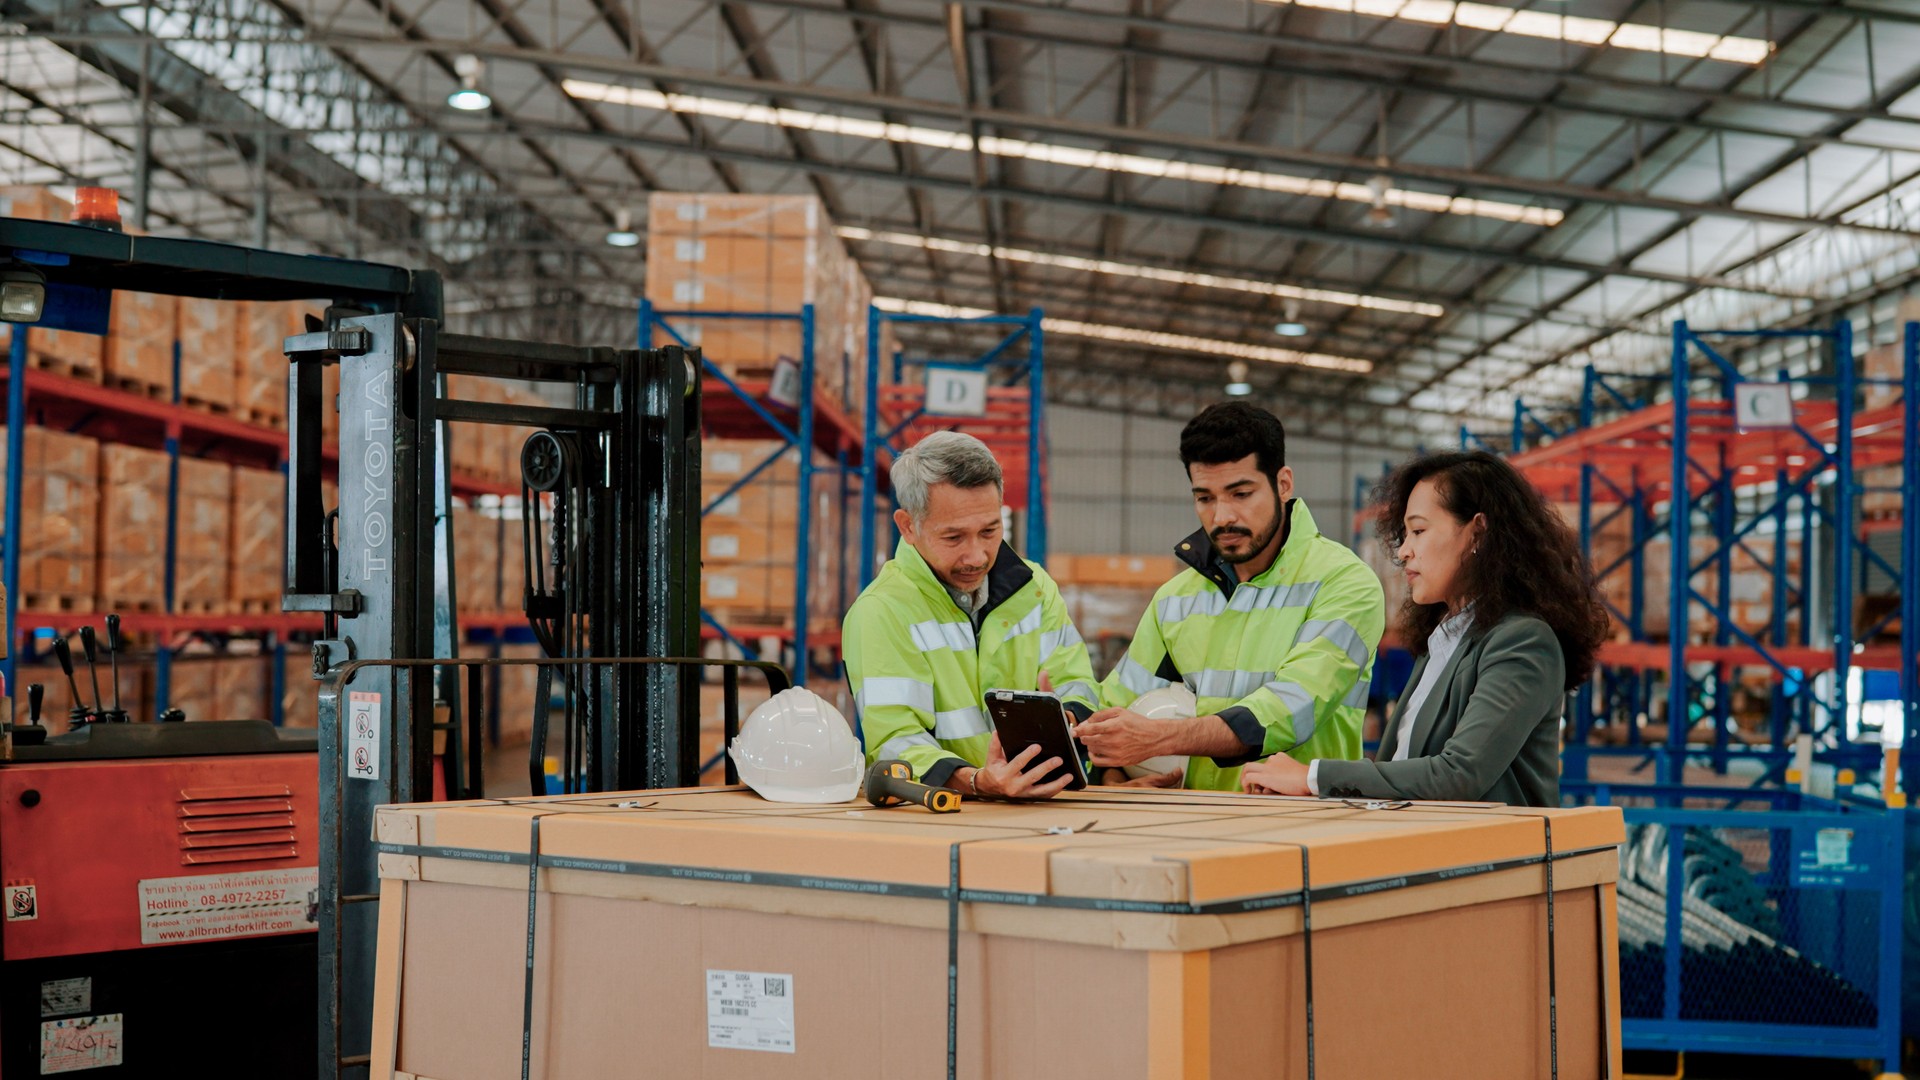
<box><xmin>10</xmin><ymin>684</ymin><xmax>47</xmax><ymax>746</ymax></box>
<box><xmin>77</xmin><ymin>626</ymin><xmax>106</xmax><ymax>724</ymax></box>
<box><xmin>159</xmin><ymin>707</ymin><xmax>185</xmax><ymax>723</ymax></box>
<box><xmin>102</xmin><ymin>614</ymin><xmax>128</xmax><ymax>723</ymax></box>
<box><xmin>50</xmin><ymin>636</ymin><xmax>91</xmax><ymax>726</ymax></box>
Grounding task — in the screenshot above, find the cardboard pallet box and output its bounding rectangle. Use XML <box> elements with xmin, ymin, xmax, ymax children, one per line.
<box><xmin>105</xmin><ymin>290</ymin><xmax>178</xmax><ymax>398</ymax></box>
<box><xmin>176</xmin><ymin>296</ymin><xmax>240</xmax><ymax>413</ymax></box>
<box><xmin>175</xmin><ymin>456</ymin><xmax>233</xmax><ymax>611</ymax></box>
<box><xmin>230</xmin><ymin>466</ymin><xmax>286</xmax><ymax>610</ymax></box>
<box><xmin>98</xmin><ymin>443</ymin><xmax>171</xmax><ymax>609</ymax></box>
<box><xmin>0</xmin><ymin>426</ymin><xmax>99</xmax><ymax>605</ymax></box>
<box><xmin>237</xmin><ymin>300</ymin><xmax>317</xmax><ymax>428</ymax></box>
<box><xmin>370</xmin><ymin>789</ymin><xmax>1624</xmax><ymax>1080</ymax></box>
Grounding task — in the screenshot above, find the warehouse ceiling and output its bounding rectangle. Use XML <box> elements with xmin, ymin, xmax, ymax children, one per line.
<box><xmin>5</xmin><ymin>0</ymin><xmax>1920</xmax><ymax>448</ymax></box>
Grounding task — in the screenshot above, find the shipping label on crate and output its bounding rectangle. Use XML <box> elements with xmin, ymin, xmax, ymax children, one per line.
<box><xmin>40</xmin><ymin>1014</ymin><xmax>122</xmax><ymax>1074</ymax></box>
<box><xmin>1790</xmin><ymin>826</ymin><xmax>1873</xmax><ymax>889</ymax></box>
<box><xmin>136</xmin><ymin>867</ymin><xmax>319</xmax><ymax>945</ymax></box>
<box><xmin>706</xmin><ymin>970</ymin><xmax>796</xmax><ymax>1054</ymax></box>
<box><xmin>348</xmin><ymin>691</ymin><xmax>381</xmax><ymax>781</ymax></box>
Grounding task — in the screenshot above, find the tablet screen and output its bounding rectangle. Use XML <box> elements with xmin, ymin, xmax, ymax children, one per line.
<box><xmin>983</xmin><ymin>690</ymin><xmax>1089</xmax><ymax>791</ymax></box>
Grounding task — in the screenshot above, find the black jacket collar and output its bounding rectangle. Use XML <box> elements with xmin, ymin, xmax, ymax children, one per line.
<box><xmin>978</xmin><ymin>542</ymin><xmax>1033</xmax><ymax>623</ymax></box>
<box><xmin>1172</xmin><ymin>500</ymin><xmax>1295</xmax><ymax>598</ymax></box>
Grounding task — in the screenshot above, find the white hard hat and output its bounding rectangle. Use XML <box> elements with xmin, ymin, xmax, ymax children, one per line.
<box><xmin>729</xmin><ymin>688</ymin><xmax>863</xmax><ymax>803</ymax></box>
<box><xmin>1124</xmin><ymin>684</ymin><xmax>1197</xmax><ymax>780</ymax></box>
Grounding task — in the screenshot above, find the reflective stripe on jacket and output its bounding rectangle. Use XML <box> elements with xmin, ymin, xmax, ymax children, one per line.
<box><xmin>1100</xmin><ymin>499</ymin><xmax>1385</xmax><ymax>791</ymax></box>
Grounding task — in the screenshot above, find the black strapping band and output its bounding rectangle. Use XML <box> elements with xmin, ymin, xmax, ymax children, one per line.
<box><xmin>1544</xmin><ymin>816</ymin><xmax>1559</xmax><ymax>1080</ymax></box>
<box><xmin>520</xmin><ymin>812</ymin><xmax>551</xmax><ymax>1080</ymax></box>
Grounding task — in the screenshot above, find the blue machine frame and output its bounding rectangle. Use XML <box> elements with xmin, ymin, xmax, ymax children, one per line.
<box><xmin>1566</xmin><ymin>781</ymin><xmax>1905</xmax><ymax>1071</ymax></box>
<box><xmin>856</xmin><ymin>306</ymin><xmax>1047</xmax><ymax>587</ymax></box>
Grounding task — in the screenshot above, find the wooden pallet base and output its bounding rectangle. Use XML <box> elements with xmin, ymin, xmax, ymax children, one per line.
<box><xmin>234</xmin><ymin>407</ymin><xmax>286</xmax><ymax>430</ymax></box>
<box><xmin>18</xmin><ymin>592</ymin><xmax>90</xmax><ymax>613</ymax></box>
<box><xmin>232</xmin><ymin>597</ymin><xmax>281</xmax><ymax>615</ymax></box>
<box><xmin>105</xmin><ymin>376</ymin><xmax>170</xmax><ymax>402</ymax></box>
<box><xmin>174</xmin><ymin>598</ymin><xmax>231</xmax><ymax>615</ymax></box>
<box><xmin>27</xmin><ymin>352</ymin><xmax>102</xmax><ymax>384</ymax></box>
<box><xmin>98</xmin><ymin>597</ymin><xmax>164</xmax><ymax>614</ymax></box>
<box><xmin>180</xmin><ymin>395</ymin><xmax>233</xmax><ymax>417</ymax></box>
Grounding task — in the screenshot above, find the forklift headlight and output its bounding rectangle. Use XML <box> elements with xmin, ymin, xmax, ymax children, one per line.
<box><xmin>0</xmin><ymin>267</ymin><xmax>46</xmax><ymax>323</ymax></box>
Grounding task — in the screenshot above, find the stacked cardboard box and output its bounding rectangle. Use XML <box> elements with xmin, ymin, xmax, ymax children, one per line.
<box><xmin>700</xmin><ymin>438</ymin><xmax>841</xmax><ymax>626</ymax></box>
<box><xmin>645</xmin><ymin>193</ymin><xmax>871</xmax><ymax>412</ymax></box>
<box><xmin>215</xmin><ymin>652</ymin><xmax>272</xmax><ymax>721</ymax></box>
<box><xmin>175</xmin><ymin>456</ymin><xmax>232</xmax><ymax>611</ymax></box>
<box><xmin>176</xmin><ymin>296</ymin><xmax>238</xmax><ymax>412</ymax></box>
<box><xmin>491</xmin><ymin>643</ymin><xmax>546</xmax><ymax>747</ymax></box>
<box><xmin>230</xmin><ymin>466</ymin><xmax>285</xmax><ymax>610</ymax></box>
<box><xmin>166</xmin><ymin>655</ymin><xmax>219</xmax><ymax>723</ymax></box>
<box><xmin>237</xmin><ymin>300</ymin><xmax>314</xmax><ymax>428</ymax></box>
<box><xmin>282</xmin><ymin>651</ymin><xmax>319</xmax><ymax>729</ymax></box>
<box><xmin>97</xmin><ymin>444</ymin><xmax>170</xmax><ymax>609</ymax></box>
<box><xmin>0</xmin><ymin>426</ymin><xmax>99</xmax><ymax>606</ymax></box>
<box><xmin>0</xmin><ymin>184</ymin><xmax>70</xmax><ymax>223</ymax></box>
<box><xmin>370</xmin><ymin>790</ymin><xmax>1624</xmax><ymax>1080</ymax></box>
<box><xmin>105</xmin><ymin>291</ymin><xmax>177</xmax><ymax>398</ymax></box>
<box><xmin>452</xmin><ymin>504</ymin><xmax>503</xmax><ymax>614</ymax></box>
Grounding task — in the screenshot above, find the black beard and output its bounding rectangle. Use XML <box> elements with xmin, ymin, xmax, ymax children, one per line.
<box><xmin>1210</xmin><ymin>514</ymin><xmax>1281</xmax><ymax>565</ymax></box>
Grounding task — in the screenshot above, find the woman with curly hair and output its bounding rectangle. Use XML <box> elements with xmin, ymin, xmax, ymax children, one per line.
<box><xmin>1240</xmin><ymin>451</ymin><xmax>1608</xmax><ymax>807</ymax></box>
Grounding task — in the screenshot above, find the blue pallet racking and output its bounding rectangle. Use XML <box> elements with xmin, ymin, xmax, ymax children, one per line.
<box><xmin>1505</xmin><ymin>320</ymin><xmax>1918</xmax><ymax>790</ymax></box>
<box><xmin>856</xmin><ymin>306</ymin><xmax>1047</xmax><ymax>587</ymax></box>
<box><xmin>638</xmin><ymin>301</ymin><xmax>864</xmax><ymax>691</ymax></box>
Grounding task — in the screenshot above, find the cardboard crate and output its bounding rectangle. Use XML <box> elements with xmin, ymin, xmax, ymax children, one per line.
<box><xmin>491</xmin><ymin>643</ymin><xmax>546</xmax><ymax>748</ymax></box>
<box><xmin>175</xmin><ymin>456</ymin><xmax>233</xmax><ymax>612</ymax></box>
<box><xmin>453</xmin><ymin>505</ymin><xmax>503</xmax><ymax>615</ymax></box>
<box><xmin>176</xmin><ymin>297</ymin><xmax>240</xmax><ymax>412</ymax></box>
<box><xmin>98</xmin><ymin>443</ymin><xmax>170</xmax><ymax>609</ymax></box>
<box><xmin>0</xmin><ymin>426</ymin><xmax>99</xmax><ymax>605</ymax></box>
<box><xmin>1049</xmin><ymin>554</ymin><xmax>1178</xmax><ymax>588</ymax></box>
<box><xmin>215</xmin><ymin>652</ymin><xmax>272</xmax><ymax>721</ymax></box>
<box><xmin>230</xmin><ymin>466</ymin><xmax>285</xmax><ymax>610</ymax></box>
<box><xmin>0</xmin><ymin>184</ymin><xmax>70</xmax><ymax>223</ymax></box>
<box><xmin>236</xmin><ymin>300</ymin><xmax>316</xmax><ymax>428</ymax></box>
<box><xmin>105</xmin><ymin>290</ymin><xmax>177</xmax><ymax>398</ymax></box>
<box><xmin>7</xmin><ymin>322</ymin><xmax>103</xmax><ymax>383</ymax></box>
<box><xmin>497</xmin><ymin>510</ymin><xmax>526</xmax><ymax>613</ymax></box>
<box><xmin>646</xmin><ymin>193</ymin><xmax>868</xmax><ymax>409</ymax></box>
<box><xmin>167</xmin><ymin>654</ymin><xmax>219</xmax><ymax>722</ymax></box>
<box><xmin>371</xmin><ymin>790</ymin><xmax>1623</xmax><ymax>1080</ymax></box>
<box><xmin>282</xmin><ymin>651</ymin><xmax>319</xmax><ymax>729</ymax></box>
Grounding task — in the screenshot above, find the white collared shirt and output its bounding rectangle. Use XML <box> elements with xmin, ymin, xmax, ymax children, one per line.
<box><xmin>1308</xmin><ymin>608</ymin><xmax>1472</xmax><ymax>795</ymax></box>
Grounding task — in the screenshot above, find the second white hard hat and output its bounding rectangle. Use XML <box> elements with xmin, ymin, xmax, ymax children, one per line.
<box><xmin>1124</xmin><ymin>684</ymin><xmax>1197</xmax><ymax>781</ymax></box>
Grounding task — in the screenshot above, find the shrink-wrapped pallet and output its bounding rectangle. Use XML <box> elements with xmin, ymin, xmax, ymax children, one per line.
<box><xmin>230</xmin><ymin>466</ymin><xmax>285</xmax><ymax>610</ymax></box>
<box><xmin>0</xmin><ymin>426</ymin><xmax>99</xmax><ymax>606</ymax></box>
<box><xmin>98</xmin><ymin>444</ymin><xmax>170</xmax><ymax>609</ymax></box>
<box><xmin>176</xmin><ymin>296</ymin><xmax>240</xmax><ymax>412</ymax></box>
<box><xmin>175</xmin><ymin>456</ymin><xmax>232</xmax><ymax>611</ymax></box>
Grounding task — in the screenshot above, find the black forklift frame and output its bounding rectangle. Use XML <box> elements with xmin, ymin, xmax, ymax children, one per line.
<box><xmin>0</xmin><ymin>221</ymin><xmax>710</xmax><ymax>1079</ymax></box>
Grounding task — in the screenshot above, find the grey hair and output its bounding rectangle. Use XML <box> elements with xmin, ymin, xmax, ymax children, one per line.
<box><xmin>891</xmin><ymin>431</ymin><xmax>1003</xmax><ymax>521</ymax></box>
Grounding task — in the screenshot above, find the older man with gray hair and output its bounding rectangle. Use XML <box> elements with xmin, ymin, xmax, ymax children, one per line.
<box><xmin>843</xmin><ymin>431</ymin><xmax>1120</xmax><ymax>800</ymax></box>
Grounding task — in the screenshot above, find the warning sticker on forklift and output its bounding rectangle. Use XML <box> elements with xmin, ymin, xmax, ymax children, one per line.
<box><xmin>40</xmin><ymin>1013</ymin><xmax>122</xmax><ymax>1074</ymax></box>
<box><xmin>706</xmin><ymin>970</ymin><xmax>795</xmax><ymax>1053</ymax></box>
<box><xmin>40</xmin><ymin>978</ymin><xmax>89</xmax><ymax>1018</ymax></box>
<box><xmin>349</xmin><ymin>691</ymin><xmax>381</xmax><ymax>781</ymax></box>
<box><xmin>136</xmin><ymin>867</ymin><xmax>319</xmax><ymax>946</ymax></box>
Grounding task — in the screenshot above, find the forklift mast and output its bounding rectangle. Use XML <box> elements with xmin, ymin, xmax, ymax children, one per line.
<box><xmin>287</xmin><ymin>316</ymin><xmax>704</xmax><ymax>1076</ymax></box>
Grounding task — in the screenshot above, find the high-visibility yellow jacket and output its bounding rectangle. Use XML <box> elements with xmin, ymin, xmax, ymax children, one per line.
<box><xmin>1100</xmin><ymin>500</ymin><xmax>1385</xmax><ymax>791</ymax></box>
<box><xmin>843</xmin><ymin>540</ymin><xmax>1099</xmax><ymax>787</ymax></box>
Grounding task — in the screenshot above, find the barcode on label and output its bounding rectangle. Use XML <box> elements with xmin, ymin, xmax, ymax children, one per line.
<box><xmin>722</xmin><ymin>1007</ymin><xmax>747</xmax><ymax>1016</ymax></box>
<box><xmin>763</xmin><ymin>977</ymin><xmax>786</xmax><ymax>997</ymax></box>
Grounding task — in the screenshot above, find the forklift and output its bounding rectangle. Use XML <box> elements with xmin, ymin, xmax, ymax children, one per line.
<box><xmin>0</xmin><ymin>212</ymin><xmax>759</xmax><ymax>1078</ymax></box>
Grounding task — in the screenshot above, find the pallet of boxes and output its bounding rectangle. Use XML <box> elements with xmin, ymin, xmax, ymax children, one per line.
<box><xmin>369</xmin><ymin>789</ymin><xmax>1624</xmax><ymax>1079</ymax></box>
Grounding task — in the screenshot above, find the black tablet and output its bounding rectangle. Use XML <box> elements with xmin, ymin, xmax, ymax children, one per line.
<box><xmin>983</xmin><ymin>689</ymin><xmax>1089</xmax><ymax>791</ymax></box>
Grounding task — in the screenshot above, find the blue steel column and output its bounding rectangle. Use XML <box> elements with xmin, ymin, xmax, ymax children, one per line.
<box><xmin>1666</xmin><ymin>322</ymin><xmax>1692</xmax><ymax>786</ymax></box>
<box><xmin>858</xmin><ymin>304</ymin><xmax>883</xmax><ymax>588</ymax></box>
<box><xmin>1026</xmin><ymin>309</ymin><xmax>1046</xmax><ymax>564</ymax></box>
<box><xmin>3</xmin><ymin>328</ymin><xmax>26</xmax><ymax>698</ymax></box>
<box><xmin>794</xmin><ymin>305</ymin><xmax>816</xmax><ymax>686</ymax></box>
<box><xmin>1904</xmin><ymin>322</ymin><xmax>1919</xmax><ymax>790</ymax></box>
<box><xmin>1832</xmin><ymin>322</ymin><xmax>1855</xmax><ymax>753</ymax></box>
<box><xmin>1712</xmin><ymin>451</ymin><xmax>1734</xmax><ymax>774</ymax></box>
<box><xmin>156</xmin><ymin>339</ymin><xmax>182</xmax><ymax>714</ymax></box>
<box><xmin>1569</xmin><ymin>366</ymin><xmax>1598</xmax><ymax>781</ymax></box>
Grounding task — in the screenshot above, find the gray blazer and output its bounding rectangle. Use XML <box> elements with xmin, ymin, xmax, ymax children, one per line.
<box><xmin>1315</xmin><ymin>612</ymin><xmax>1565</xmax><ymax>807</ymax></box>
